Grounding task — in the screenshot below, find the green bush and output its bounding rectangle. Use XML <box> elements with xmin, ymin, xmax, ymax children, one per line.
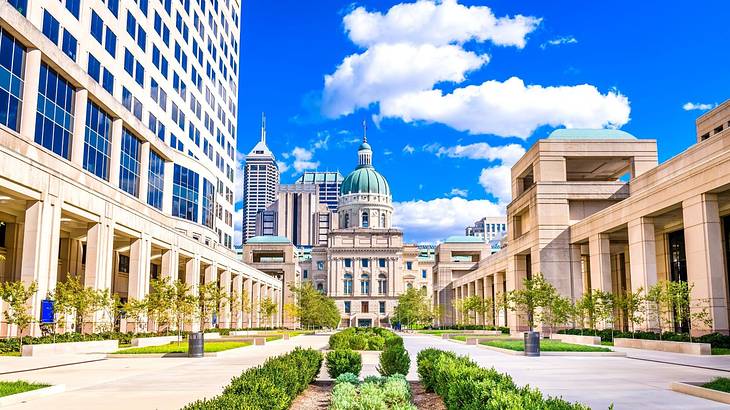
<box><xmin>330</xmin><ymin>375</ymin><xmax>415</xmax><ymax>410</ymax></box>
<box><xmin>335</xmin><ymin>372</ymin><xmax>360</xmax><ymax>386</ymax></box>
<box><xmin>367</xmin><ymin>335</ymin><xmax>385</xmax><ymax>350</ymax></box>
<box><xmin>326</xmin><ymin>349</ymin><xmax>362</xmax><ymax>378</ymax></box>
<box><xmin>558</xmin><ymin>328</ymin><xmax>730</xmax><ymax>348</ymax></box>
<box><xmin>328</xmin><ymin>328</ymin><xmax>401</xmax><ymax>351</ymax></box>
<box><xmin>378</xmin><ymin>345</ymin><xmax>411</xmax><ymax>376</ymax></box>
<box><xmin>350</xmin><ymin>334</ymin><xmax>368</xmax><ymax>350</ymax></box>
<box><xmin>416</xmin><ymin>349</ymin><xmax>588</xmax><ymax>410</ymax></box>
<box><xmin>183</xmin><ymin>347</ymin><xmax>322</xmax><ymax>410</ymax></box>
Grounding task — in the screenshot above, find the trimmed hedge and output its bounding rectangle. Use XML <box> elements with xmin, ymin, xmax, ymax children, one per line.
<box><xmin>417</xmin><ymin>348</ymin><xmax>589</xmax><ymax>409</ymax></box>
<box><xmin>0</xmin><ymin>331</ymin><xmax>180</xmax><ymax>354</ymax></box>
<box><xmin>328</xmin><ymin>327</ymin><xmax>402</xmax><ymax>351</ymax></box>
<box><xmin>558</xmin><ymin>328</ymin><xmax>730</xmax><ymax>348</ymax></box>
<box><xmin>326</xmin><ymin>349</ymin><xmax>362</xmax><ymax>378</ymax></box>
<box><xmin>378</xmin><ymin>345</ymin><xmax>411</xmax><ymax>376</ymax></box>
<box><xmin>182</xmin><ymin>347</ymin><xmax>323</xmax><ymax>410</ymax></box>
<box><xmin>423</xmin><ymin>325</ymin><xmax>511</xmax><ymax>334</ymax></box>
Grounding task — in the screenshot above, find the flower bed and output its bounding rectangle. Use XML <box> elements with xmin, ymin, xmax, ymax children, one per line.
<box><xmin>182</xmin><ymin>348</ymin><xmax>323</xmax><ymax>409</ymax></box>
<box><xmin>328</xmin><ymin>327</ymin><xmax>401</xmax><ymax>351</ymax></box>
<box><xmin>417</xmin><ymin>348</ymin><xmax>589</xmax><ymax>409</ymax></box>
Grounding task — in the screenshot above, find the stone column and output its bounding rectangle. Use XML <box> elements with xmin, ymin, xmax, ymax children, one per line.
<box><xmin>507</xmin><ymin>255</ymin><xmax>528</xmax><ymax>331</ymax></box>
<box><xmin>485</xmin><ymin>275</ymin><xmax>495</xmax><ymax>326</ymax></box>
<box><xmin>185</xmin><ymin>256</ymin><xmax>201</xmax><ymax>331</ymax></box>
<box><xmin>161</xmin><ymin>247</ymin><xmax>179</xmax><ymax>281</ymax></box>
<box><xmin>475</xmin><ymin>279</ymin><xmax>484</xmax><ymax>325</ymax></box>
<box><xmin>220</xmin><ymin>269</ymin><xmax>232</xmax><ymax>328</ymax></box>
<box><xmin>84</xmin><ymin>218</ymin><xmax>115</xmax><ymax>333</ymax></box>
<box><xmin>589</xmin><ymin>233</ymin><xmax>612</xmax><ymax>292</ymax></box>
<box><xmin>683</xmin><ymin>194</ymin><xmax>729</xmax><ymax>335</ymax></box>
<box><xmin>19</xmin><ymin>49</ymin><xmax>41</xmax><ymax>140</ymax></box>
<box><xmin>70</xmin><ymin>89</ymin><xmax>88</xmax><ymax>166</ymax></box>
<box><xmin>138</xmin><ymin>142</ymin><xmax>151</xmax><ymax>202</ymax></box>
<box><xmin>127</xmin><ymin>235</ymin><xmax>151</xmax><ymax>332</ymax></box>
<box><xmin>233</xmin><ymin>273</ymin><xmax>244</xmax><ymax>328</ymax></box>
<box><xmin>495</xmin><ymin>272</ymin><xmax>507</xmax><ymax>328</ymax></box>
<box><xmin>108</xmin><ymin>119</ymin><xmax>124</xmax><ymax>186</ymax></box>
<box><xmin>20</xmin><ymin>197</ymin><xmax>62</xmax><ymax>336</ymax></box>
<box><xmin>252</xmin><ymin>281</ymin><xmax>260</xmax><ymax>327</ymax></box>
<box><xmin>628</xmin><ymin>217</ymin><xmax>658</xmax><ymax>330</ymax></box>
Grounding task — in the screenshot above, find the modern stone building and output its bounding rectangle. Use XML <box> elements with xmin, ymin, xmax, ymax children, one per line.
<box><xmin>0</xmin><ymin>0</ymin><xmax>281</xmax><ymax>337</ymax></box>
<box><xmin>295</xmin><ymin>171</ymin><xmax>344</xmax><ymax>212</ymax></box>
<box><xmin>242</xmin><ymin>116</ymin><xmax>279</xmax><ymax>243</ymax></box>
<box><xmin>446</xmin><ymin>107</ymin><xmax>730</xmax><ymax>335</ymax></box>
<box><xmin>465</xmin><ymin>216</ymin><xmax>508</xmax><ymax>242</ymax></box>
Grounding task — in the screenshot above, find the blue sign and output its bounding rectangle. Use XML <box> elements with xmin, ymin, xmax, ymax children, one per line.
<box><xmin>40</xmin><ymin>299</ymin><xmax>54</xmax><ymax>324</ymax></box>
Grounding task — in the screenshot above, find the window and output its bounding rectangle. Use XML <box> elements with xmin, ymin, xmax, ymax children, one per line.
<box><xmin>42</xmin><ymin>11</ymin><xmax>60</xmax><ymax>44</ymax></box>
<box><xmin>147</xmin><ymin>150</ymin><xmax>164</xmax><ymax>210</ymax></box>
<box><xmin>103</xmin><ymin>0</ymin><xmax>119</xmax><ymax>16</ymax></box>
<box><xmin>63</xmin><ymin>0</ymin><xmax>81</xmax><ymax>18</ymax></box>
<box><xmin>90</xmin><ymin>11</ymin><xmax>104</xmax><ymax>42</ymax></box>
<box><xmin>344</xmin><ymin>258</ymin><xmax>352</xmax><ymax>268</ymax></box>
<box><xmin>344</xmin><ymin>301</ymin><xmax>351</xmax><ymax>314</ymax></box>
<box><xmin>362</xmin><ymin>259</ymin><xmax>369</xmax><ymax>268</ymax></box>
<box><xmin>102</xmin><ymin>69</ymin><xmax>114</xmax><ymax>94</ymax></box>
<box><xmin>35</xmin><ymin>64</ymin><xmax>74</xmax><ymax>159</ymax></box>
<box><xmin>126</xmin><ymin>11</ymin><xmax>146</xmax><ymax>51</ymax></box>
<box><xmin>379</xmin><ymin>258</ymin><xmax>386</xmax><ymax>268</ymax></box>
<box><xmin>378</xmin><ymin>274</ymin><xmax>387</xmax><ymax>294</ymax></box>
<box><xmin>7</xmin><ymin>0</ymin><xmax>27</xmax><ymax>16</ymax></box>
<box><xmin>83</xmin><ymin>101</ymin><xmax>112</xmax><ymax>180</ymax></box>
<box><xmin>379</xmin><ymin>301</ymin><xmax>385</xmax><ymax>314</ymax></box>
<box><xmin>406</xmin><ymin>261</ymin><xmax>413</xmax><ymax>270</ymax></box>
<box><xmin>316</xmin><ymin>283</ymin><xmax>323</xmax><ymax>292</ymax></box>
<box><xmin>118</xmin><ymin>254</ymin><xmax>130</xmax><ymax>273</ymax></box>
<box><xmin>317</xmin><ymin>261</ymin><xmax>324</xmax><ymax>270</ymax></box>
<box><xmin>87</xmin><ymin>55</ymin><xmax>101</xmax><ymax>82</ymax></box>
<box><xmin>380</xmin><ymin>213</ymin><xmax>385</xmax><ymax>228</ymax></box>
<box><xmin>360</xmin><ymin>274</ymin><xmax>370</xmax><ymax>295</ymax></box>
<box><xmin>344</xmin><ymin>213</ymin><xmax>349</xmax><ymax>228</ymax></box>
<box><xmin>0</xmin><ymin>28</ymin><xmax>25</xmax><ymax>132</ymax></box>
<box><xmin>343</xmin><ymin>273</ymin><xmax>353</xmax><ymax>295</ymax></box>
<box><xmin>172</xmin><ymin>164</ymin><xmax>199</xmax><ymax>222</ymax></box>
<box><xmin>119</xmin><ymin>129</ymin><xmax>141</xmax><ymax>196</ymax></box>
<box><xmin>422</xmin><ymin>269</ymin><xmax>427</xmax><ymax>279</ymax></box>
<box><xmin>104</xmin><ymin>29</ymin><xmax>117</xmax><ymax>57</ymax></box>
<box><xmin>361</xmin><ymin>301</ymin><xmax>369</xmax><ymax>313</ymax></box>
<box><xmin>362</xmin><ymin>212</ymin><xmax>369</xmax><ymax>228</ymax></box>
<box><xmin>302</xmin><ymin>269</ymin><xmax>308</xmax><ymax>279</ymax></box>
<box><xmin>0</xmin><ymin>222</ymin><xmax>5</xmax><ymax>248</ymax></box>
<box><xmin>201</xmin><ymin>178</ymin><xmax>215</xmax><ymax>229</ymax></box>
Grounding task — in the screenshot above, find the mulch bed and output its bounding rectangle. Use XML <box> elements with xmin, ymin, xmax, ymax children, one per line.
<box><xmin>289</xmin><ymin>380</ymin><xmax>446</xmax><ymax>410</ymax></box>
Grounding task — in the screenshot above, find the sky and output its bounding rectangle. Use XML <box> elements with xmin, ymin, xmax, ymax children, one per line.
<box><xmin>235</xmin><ymin>0</ymin><xmax>730</xmax><ymax>245</ymax></box>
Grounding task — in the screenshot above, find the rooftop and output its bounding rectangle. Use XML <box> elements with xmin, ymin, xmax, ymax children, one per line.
<box><xmin>547</xmin><ymin>128</ymin><xmax>637</xmax><ymax>140</ymax></box>
<box><xmin>245</xmin><ymin>235</ymin><xmax>291</xmax><ymax>244</ymax></box>
<box><xmin>443</xmin><ymin>235</ymin><xmax>485</xmax><ymax>244</ymax></box>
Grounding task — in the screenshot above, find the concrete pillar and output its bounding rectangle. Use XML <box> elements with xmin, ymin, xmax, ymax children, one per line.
<box><xmin>495</xmin><ymin>272</ymin><xmax>507</xmax><ymax>327</ymax></box>
<box><xmin>108</xmin><ymin>119</ymin><xmax>123</xmax><ymax>186</ymax></box>
<box><xmin>161</xmin><ymin>247</ymin><xmax>179</xmax><ymax>281</ymax></box>
<box><xmin>19</xmin><ymin>197</ymin><xmax>62</xmax><ymax>336</ymax></box>
<box><xmin>220</xmin><ymin>269</ymin><xmax>232</xmax><ymax>328</ymax></box>
<box><xmin>162</xmin><ymin>160</ymin><xmax>174</xmax><ymax>214</ymax></box>
<box><xmin>485</xmin><ymin>275</ymin><xmax>495</xmax><ymax>326</ymax></box>
<box><xmin>127</xmin><ymin>236</ymin><xmax>151</xmax><ymax>332</ymax></box>
<box><xmin>254</xmin><ymin>281</ymin><xmax>261</xmax><ymax>327</ymax></box>
<box><xmin>628</xmin><ymin>217</ymin><xmax>659</xmax><ymax>330</ymax></box>
<box><xmin>507</xmin><ymin>254</ymin><xmax>528</xmax><ymax>331</ymax></box>
<box><xmin>138</xmin><ymin>142</ymin><xmax>151</xmax><ymax>202</ymax></box>
<box><xmin>569</xmin><ymin>243</ymin><xmax>584</xmax><ymax>302</ymax></box>
<box><xmin>475</xmin><ymin>279</ymin><xmax>484</xmax><ymax>325</ymax></box>
<box><xmin>589</xmin><ymin>233</ymin><xmax>612</xmax><ymax>292</ymax></box>
<box><xmin>682</xmin><ymin>194</ymin><xmax>729</xmax><ymax>334</ymax></box>
<box><xmin>233</xmin><ymin>273</ymin><xmax>243</xmax><ymax>328</ymax></box>
<box><xmin>70</xmin><ymin>89</ymin><xmax>89</xmax><ymax>166</ymax></box>
<box><xmin>19</xmin><ymin>49</ymin><xmax>41</xmax><ymax>140</ymax></box>
<box><xmin>85</xmin><ymin>221</ymin><xmax>115</xmax><ymax>291</ymax></box>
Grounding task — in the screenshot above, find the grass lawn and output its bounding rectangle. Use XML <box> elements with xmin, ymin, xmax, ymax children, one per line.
<box><xmin>0</xmin><ymin>351</ymin><xmax>21</xmax><ymax>357</ymax></box>
<box><xmin>113</xmin><ymin>340</ymin><xmax>251</xmax><ymax>354</ymax></box>
<box><xmin>450</xmin><ymin>335</ymin><xmax>509</xmax><ymax>342</ymax></box>
<box><xmin>703</xmin><ymin>377</ymin><xmax>730</xmax><ymax>393</ymax></box>
<box><xmin>0</xmin><ymin>381</ymin><xmax>50</xmax><ymax>397</ymax></box>
<box><xmin>712</xmin><ymin>348</ymin><xmax>730</xmax><ymax>355</ymax></box>
<box><xmin>601</xmin><ymin>341</ymin><xmax>614</xmax><ymax>346</ymax></box>
<box><xmin>417</xmin><ymin>330</ymin><xmax>469</xmax><ymax>335</ymax></box>
<box><xmin>481</xmin><ymin>339</ymin><xmax>611</xmax><ymax>352</ymax></box>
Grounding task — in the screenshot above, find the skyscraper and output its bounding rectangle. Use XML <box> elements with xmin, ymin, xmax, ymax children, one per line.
<box><xmin>243</xmin><ymin>115</ymin><xmax>279</xmax><ymax>243</ymax></box>
<box><xmin>295</xmin><ymin>171</ymin><xmax>344</xmax><ymax>211</ymax></box>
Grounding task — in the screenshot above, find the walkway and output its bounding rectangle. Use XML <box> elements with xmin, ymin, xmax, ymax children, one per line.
<box><xmin>403</xmin><ymin>334</ymin><xmax>730</xmax><ymax>409</ymax></box>
<box><xmin>0</xmin><ymin>335</ymin><xmax>329</xmax><ymax>410</ymax></box>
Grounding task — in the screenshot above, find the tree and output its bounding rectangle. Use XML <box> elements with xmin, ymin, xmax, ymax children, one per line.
<box><xmin>461</xmin><ymin>295</ymin><xmax>484</xmax><ymax>325</ymax></box>
<box><xmin>616</xmin><ymin>287</ymin><xmax>645</xmax><ymax>337</ymax></box>
<box><xmin>170</xmin><ymin>280</ymin><xmax>196</xmax><ymax>343</ymax></box>
<box><xmin>124</xmin><ymin>297</ymin><xmax>149</xmax><ymax>333</ymax></box>
<box><xmin>229</xmin><ymin>288</ymin><xmax>241</xmax><ymax>328</ymax></box>
<box><xmin>594</xmin><ymin>290</ymin><xmax>616</xmax><ymax>339</ymax></box>
<box><xmin>259</xmin><ymin>297</ymin><xmax>278</xmax><ymax>327</ymax></box>
<box><xmin>0</xmin><ymin>280</ymin><xmax>37</xmax><ymax>346</ymax></box>
<box><xmin>392</xmin><ymin>287</ymin><xmax>432</xmax><ymax>328</ymax></box>
<box><xmin>646</xmin><ymin>281</ymin><xmax>672</xmax><ymax>338</ymax></box>
<box><xmin>576</xmin><ymin>291</ymin><xmax>598</xmax><ymax>332</ymax></box>
<box><xmin>52</xmin><ymin>275</ymin><xmax>103</xmax><ymax>333</ymax></box>
<box><xmin>95</xmin><ymin>289</ymin><xmax>121</xmax><ymax>332</ymax></box>
<box><xmin>203</xmin><ymin>281</ymin><xmax>228</xmax><ymax>329</ymax></box>
<box><xmin>147</xmin><ymin>278</ymin><xmax>174</xmax><ymax>332</ymax></box>
<box><xmin>241</xmin><ymin>289</ymin><xmax>252</xmax><ymax>327</ymax></box>
<box><xmin>505</xmin><ymin>274</ymin><xmax>555</xmax><ymax>331</ymax></box>
<box><xmin>541</xmin><ymin>294</ymin><xmax>572</xmax><ymax>336</ymax></box>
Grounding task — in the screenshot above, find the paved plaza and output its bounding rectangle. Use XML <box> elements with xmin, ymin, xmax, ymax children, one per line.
<box><xmin>2</xmin><ymin>334</ymin><xmax>730</xmax><ymax>409</ymax></box>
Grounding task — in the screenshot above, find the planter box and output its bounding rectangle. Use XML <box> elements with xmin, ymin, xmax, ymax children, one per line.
<box><xmin>0</xmin><ymin>385</ymin><xmax>65</xmax><ymax>407</ymax></box>
<box><xmin>441</xmin><ymin>334</ymin><xmax>450</xmax><ymax>339</ymax></box>
<box><xmin>283</xmin><ymin>333</ymin><xmax>290</xmax><ymax>340</ymax></box>
<box><xmin>550</xmin><ymin>334</ymin><xmax>602</xmax><ymax>345</ymax></box>
<box><xmin>130</xmin><ymin>336</ymin><xmax>179</xmax><ymax>348</ymax></box>
<box><xmin>671</xmin><ymin>382</ymin><xmax>730</xmax><ymax>404</ymax></box>
<box><xmin>230</xmin><ymin>330</ymin><xmax>252</xmax><ymax>336</ymax></box>
<box><xmin>614</xmin><ymin>338</ymin><xmax>711</xmax><ymax>355</ymax></box>
<box><xmin>254</xmin><ymin>337</ymin><xmax>266</xmax><ymax>346</ymax></box>
<box><xmin>203</xmin><ymin>332</ymin><xmax>221</xmax><ymax>339</ymax></box>
<box><xmin>22</xmin><ymin>340</ymin><xmax>119</xmax><ymax>357</ymax></box>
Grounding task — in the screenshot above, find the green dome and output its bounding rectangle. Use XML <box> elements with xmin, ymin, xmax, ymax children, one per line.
<box><xmin>340</xmin><ymin>166</ymin><xmax>390</xmax><ymax>196</ymax></box>
<box><xmin>359</xmin><ymin>142</ymin><xmax>372</xmax><ymax>151</ymax></box>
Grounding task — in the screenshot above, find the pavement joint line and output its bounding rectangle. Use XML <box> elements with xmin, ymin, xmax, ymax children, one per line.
<box><xmin>0</xmin><ymin>358</ymin><xmax>107</xmax><ymax>376</ymax></box>
<box><xmin>625</xmin><ymin>356</ymin><xmax>730</xmax><ymax>374</ymax></box>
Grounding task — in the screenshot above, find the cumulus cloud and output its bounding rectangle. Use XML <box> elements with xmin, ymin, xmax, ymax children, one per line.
<box><xmin>540</xmin><ymin>35</ymin><xmax>577</xmax><ymax>49</ymax></box>
<box><xmin>402</xmin><ymin>144</ymin><xmax>415</xmax><ymax>154</ymax></box>
<box><xmin>683</xmin><ymin>102</ymin><xmax>716</xmax><ymax>111</ymax></box>
<box><xmin>393</xmin><ymin>197</ymin><xmax>503</xmax><ymax>243</ymax></box>
<box><xmin>378</xmin><ymin>77</ymin><xmax>631</xmax><ymax>138</ymax></box>
<box><xmin>276</xmin><ymin>160</ymin><xmax>290</xmax><ymax>173</ymax></box>
<box><xmin>343</xmin><ymin>0</ymin><xmax>541</xmax><ymax>48</ymax></box>
<box><xmin>447</xmin><ymin>188</ymin><xmax>468</xmax><ymax>197</ymax></box>
<box><xmin>234</xmin><ymin>153</ymin><xmax>246</xmax><ymax>203</ymax></box>
<box><xmin>233</xmin><ymin>208</ymin><xmax>243</xmax><ymax>247</ymax></box>
<box><xmin>290</xmin><ymin>147</ymin><xmax>320</xmax><ymax>173</ymax></box>
<box><xmin>479</xmin><ymin>165</ymin><xmax>512</xmax><ymax>204</ymax></box>
<box><xmin>322</xmin><ymin>1</ymin><xmax>631</xmax><ymax>138</ymax></box>
<box><xmin>433</xmin><ymin>142</ymin><xmax>525</xmax><ymax>164</ymax></box>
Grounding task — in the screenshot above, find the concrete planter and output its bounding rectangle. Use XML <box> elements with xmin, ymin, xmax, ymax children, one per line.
<box><xmin>550</xmin><ymin>334</ymin><xmax>602</xmax><ymax>345</ymax></box>
<box><xmin>130</xmin><ymin>335</ymin><xmax>179</xmax><ymax>348</ymax></box>
<box><xmin>0</xmin><ymin>384</ymin><xmax>65</xmax><ymax>406</ymax></box>
<box><xmin>253</xmin><ymin>337</ymin><xmax>266</xmax><ymax>346</ymax></box>
<box><xmin>671</xmin><ymin>382</ymin><xmax>730</xmax><ymax>404</ymax></box>
<box><xmin>614</xmin><ymin>338</ymin><xmax>711</xmax><ymax>355</ymax></box>
<box><xmin>203</xmin><ymin>332</ymin><xmax>222</xmax><ymax>339</ymax></box>
<box><xmin>21</xmin><ymin>340</ymin><xmax>119</xmax><ymax>356</ymax></box>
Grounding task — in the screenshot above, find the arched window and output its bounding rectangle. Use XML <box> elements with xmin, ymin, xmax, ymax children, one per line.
<box><xmin>380</xmin><ymin>213</ymin><xmax>386</xmax><ymax>228</ymax></box>
<box><xmin>378</xmin><ymin>273</ymin><xmax>387</xmax><ymax>295</ymax></box>
<box><xmin>360</xmin><ymin>273</ymin><xmax>370</xmax><ymax>295</ymax></box>
<box><xmin>362</xmin><ymin>212</ymin><xmax>369</xmax><ymax>228</ymax></box>
<box><xmin>344</xmin><ymin>213</ymin><xmax>350</xmax><ymax>228</ymax></box>
<box><xmin>406</xmin><ymin>283</ymin><xmax>413</xmax><ymax>290</ymax></box>
<box><xmin>421</xmin><ymin>285</ymin><xmax>427</xmax><ymax>293</ymax></box>
<box><xmin>317</xmin><ymin>283</ymin><xmax>324</xmax><ymax>292</ymax></box>
<box><xmin>343</xmin><ymin>273</ymin><xmax>353</xmax><ymax>294</ymax></box>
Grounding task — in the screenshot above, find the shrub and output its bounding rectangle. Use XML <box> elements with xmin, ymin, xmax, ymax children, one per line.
<box><xmin>183</xmin><ymin>347</ymin><xmax>322</xmax><ymax>410</ymax></box>
<box><xmin>378</xmin><ymin>345</ymin><xmax>411</xmax><ymax>376</ymax></box>
<box><xmin>350</xmin><ymin>334</ymin><xmax>368</xmax><ymax>350</ymax></box>
<box><xmin>416</xmin><ymin>349</ymin><xmax>588</xmax><ymax>410</ymax></box>
<box><xmin>367</xmin><ymin>335</ymin><xmax>385</xmax><ymax>350</ymax></box>
<box><xmin>328</xmin><ymin>328</ymin><xmax>401</xmax><ymax>351</ymax></box>
<box><xmin>326</xmin><ymin>349</ymin><xmax>362</xmax><ymax>378</ymax></box>
<box><xmin>557</xmin><ymin>328</ymin><xmax>730</xmax><ymax>348</ymax></box>
<box><xmin>382</xmin><ymin>374</ymin><xmax>411</xmax><ymax>404</ymax></box>
<box><xmin>330</xmin><ymin>382</ymin><xmax>358</xmax><ymax>410</ymax></box>
<box><xmin>384</xmin><ymin>335</ymin><xmax>404</xmax><ymax>349</ymax></box>
<box><xmin>335</xmin><ymin>372</ymin><xmax>360</xmax><ymax>386</ymax></box>
<box><xmin>330</xmin><ymin>374</ymin><xmax>415</xmax><ymax>410</ymax></box>
<box><xmin>363</xmin><ymin>375</ymin><xmax>385</xmax><ymax>385</ymax></box>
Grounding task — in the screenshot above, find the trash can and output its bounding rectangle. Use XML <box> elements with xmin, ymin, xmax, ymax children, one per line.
<box><xmin>188</xmin><ymin>332</ymin><xmax>204</xmax><ymax>358</ymax></box>
<box><xmin>524</xmin><ymin>331</ymin><xmax>540</xmax><ymax>357</ymax></box>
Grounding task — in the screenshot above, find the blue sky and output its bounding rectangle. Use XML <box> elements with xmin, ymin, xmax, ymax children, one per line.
<box><xmin>235</xmin><ymin>0</ymin><xmax>730</xmax><ymax>244</ymax></box>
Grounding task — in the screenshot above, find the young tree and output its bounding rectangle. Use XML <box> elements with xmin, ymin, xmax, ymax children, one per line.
<box><xmin>170</xmin><ymin>280</ymin><xmax>196</xmax><ymax>343</ymax></box>
<box><xmin>616</xmin><ymin>288</ymin><xmax>645</xmax><ymax>337</ymax></box>
<box><xmin>95</xmin><ymin>289</ymin><xmax>121</xmax><ymax>332</ymax></box>
<box><xmin>594</xmin><ymin>290</ymin><xmax>616</xmax><ymax>339</ymax></box>
<box><xmin>462</xmin><ymin>295</ymin><xmax>483</xmax><ymax>325</ymax></box>
<box><xmin>541</xmin><ymin>294</ymin><xmax>572</xmax><ymax>336</ymax></box>
<box><xmin>646</xmin><ymin>281</ymin><xmax>672</xmax><ymax>339</ymax></box>
<box><xmin>124</xmin><ymin>297</ymin><xmax>149</xmax><ymax>333</ymax></box>
<box><xmin>228</xmin><ymin>288</ymin><xmax>241</xmax><ymax>328</ymax></box>
<box><xmin>505</xmin><ymin>274</ymin><xmax>555</xmax><ymax>331</ymax></box>
<box><xmin>392</xmin><ymin>287</ymin><xmax>432</xmax><ymax>328</ymax></box>
<box><xmin>147</xmin><ymin>278</ymin><xmax>174</xmax><ymax>333</ymax></box>
<box><xmin>259</xmin><ymin>297</ymin><xmax>278</xmax><ymax>327</ymax></box>
<box><xmin>241</xmin><ymin>290</ymin><xmax>252</xmax><ymax>327</ymax></box>
<box><xmin>52</xmin><ymin>275</ymin><xmax>103</xmax><ymax>333</ymax></box>
<box><xmin>0</xmin><ymin>280</ymin><xmax>37</xmax><ymax>346</ymax></box>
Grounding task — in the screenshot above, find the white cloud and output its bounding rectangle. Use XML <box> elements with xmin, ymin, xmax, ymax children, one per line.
<box><xmin>234</xmin><ymin>153</ymin><xmax>246</xmax><ymax>203</ymax></box>
<box><xmin>447</xmin><ymin>188</ymin><xmax>468</xmax><ymax>197</ymax></box>
<box><xmin>233</xmin><ymin>208</ymin><xmax>243</xmax><ymax>247</ymax></box>
<box><xmin>276</xmin><ymin>160</ymin><xmax>290</xmax><ymax>173</ymax></box>
<box><xmin>683</xmin><ymin>102</ymin><xmax>716</xmax><ymax>111</ymax></box>
<box><xmin>323</xmin><ymin>43</ymin><xmax>487</xmax><ymax>117</ymax></box>
<box><xmin>291</xmin><ymin>147</ymin><xmax>320</xmax><ymax>173</ymax></box>
<box><xmin>393</xmin><ymin>197</ymin><xmax>503</xmax><ymax>243</ymax></box>
<box><xmin>434</xmin><ymin>142</ymin><xmax>525</xmax><ymax>164</ymax></box>
<box><xmin>479</xmin><ymin>165</ymin><xmax>512</xmax><ymax>204</ymax></box>
<box><xmin>344</xmin><ymin>0</ymin><xmax>541</xmax><ymax>48</ymax></box>
<box><xmin>540</xmin><ymin>35</ymin><xmax>577</xmax><ymax>49</ymax></box>
<box><xmin>402</xmin><ymin>144</ymin><xmax>415</xmax><ymax>154</ymax></box>
<box><xmin>378</xmin><ymin>77</ymin><xmax>631</xmax><ymax>138</ymax></box>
